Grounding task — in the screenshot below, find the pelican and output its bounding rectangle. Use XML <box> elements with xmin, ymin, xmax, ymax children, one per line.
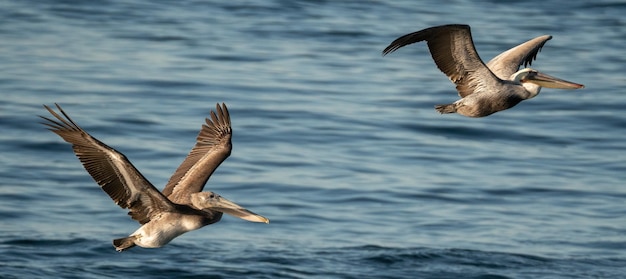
<box><xmin>41</xmin><ymin>103</ymin><xmax>269</xmax><ymax>252</ymax></box>
<box><xmin>382</xmin><ymin>24</ymin><xmax>584</xmax><ymax>117</ymax></box>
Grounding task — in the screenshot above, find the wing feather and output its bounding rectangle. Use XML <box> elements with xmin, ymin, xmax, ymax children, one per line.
<box><xmin>161</xmin><ymin>103</ymin><xmax>232</xmax><ymax>204</ymax></box>
<box><xmin>41</xmin><ymin>104</ymin><xmax>176</xmax><ymax>225</ymax></box>
<box><xmin>383</xmin><ymin>24</ymin><xmax>502</xmax><ymax>97</ymax></box>
<box><xmin>486</xmin><ymin>35</ymin><xmax>552</xmax><ymax>80</ymax></box>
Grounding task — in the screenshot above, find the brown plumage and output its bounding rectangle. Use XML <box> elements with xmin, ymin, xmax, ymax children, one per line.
<box><xmin>41</xmin><ymin>103</ymin><xmax>268</xmax><ymax>252</ymax></box>
<box><xmin>383</xmin><ymin>24</ymin><xmax>584</xmax><ymax>117</ymax></box>
<box><xmin>162</xmin><ymin>104</ymin><xmax>232</xmax><ymax>204</ymax></box>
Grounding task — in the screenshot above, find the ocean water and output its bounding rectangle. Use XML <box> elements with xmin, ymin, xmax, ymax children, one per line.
<box><xmin>1</xmin><ymin>0</ymin><xmax>625</xmax><ymax>278</ymax></box>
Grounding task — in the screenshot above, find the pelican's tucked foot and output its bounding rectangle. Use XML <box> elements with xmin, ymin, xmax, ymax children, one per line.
<box><xmin>435</xmin><ymin>104</ymin><xmax>456</xmax><ymax>114</ymax></box>
<box><xmin>113</xmin><ymin>236</ymin><xmax>137</xmax><ymax>252</ymax></box>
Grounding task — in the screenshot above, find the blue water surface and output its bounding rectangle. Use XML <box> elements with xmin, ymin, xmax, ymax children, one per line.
<box><xmin>1</xmin><ymin>0</ymin><xmax>625</xmax><ymax>278</ymax></box>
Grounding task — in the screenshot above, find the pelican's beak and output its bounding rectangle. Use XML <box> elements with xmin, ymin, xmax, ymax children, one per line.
<box><xmin>211</xmin><ymin>196</ymin><xmax>270</xmax><ymax>224</ymax></box>
<box><xmin>524</xmin><ymin>71</ymin><xmax>585</xmax><ymax>89</ymax></box>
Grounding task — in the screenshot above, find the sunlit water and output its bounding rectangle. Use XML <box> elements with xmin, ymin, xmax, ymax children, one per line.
<box><xmin>1</xmin><ymin>1</ymin><xmax>625</xmax><ymax>278</ymax></box>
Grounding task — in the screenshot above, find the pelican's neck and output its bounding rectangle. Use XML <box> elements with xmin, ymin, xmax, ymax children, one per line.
<box><xmin>521</xmin><ymin>82</ymin><xmax>541</xmax><ymax>99</ymax></box>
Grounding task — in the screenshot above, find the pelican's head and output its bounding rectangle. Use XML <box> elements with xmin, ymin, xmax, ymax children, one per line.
<box><xmin>191</xmin><ymin>192</ymin><xmax>269</xmax><ymax>223</ymax></box>
<box><xmin>512</xmin><ymin>68</ymin><xmax>585</xmax><ymax>98</ymax></box>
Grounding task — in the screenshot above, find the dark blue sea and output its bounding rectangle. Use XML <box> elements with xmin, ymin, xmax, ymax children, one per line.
<box><xmin>1</xmin><ymin>0</ymin><xmax>625</xmax><ymax>278</ymax></box>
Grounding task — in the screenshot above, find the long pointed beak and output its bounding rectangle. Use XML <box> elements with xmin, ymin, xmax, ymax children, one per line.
<box><xmin>211</xmin><ymin>196</ymin><xmax>269</xmax><ymax>224</ymax></box>
<box><xmin>524</xmin><ymin>71</ymin><xmax>584</xmax><ymax>89</ymax></box>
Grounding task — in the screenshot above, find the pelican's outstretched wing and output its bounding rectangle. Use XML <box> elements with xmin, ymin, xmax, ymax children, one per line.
<box><xmin>383</xmin><ymin>24</ymin><xmax>500</xmax><ymax>98</ymax></box>
<box><xmin>486</xmin><ymin>35</ymin><xmax>552</xmax><ymax>80</ymax></box>
<box><xmin>161</xmin><ymin>103</ymin><xmax>232</xmax><ymax>204</ymax></box>
<box><xmin>41</xmin><ymin>104</ymin><xmax>176</xmax><ymax>225</ymax></box>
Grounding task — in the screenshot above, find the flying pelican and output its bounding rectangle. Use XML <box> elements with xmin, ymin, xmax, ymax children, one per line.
<box><xmin>41</xmin><ymin>103</ymin><xmax>269</xmax><ymax>252</ymax></box>
<box><xmin>382</xmin><ymin>24</ymin><xmax>584</xmax><ymax>117</ymax></box>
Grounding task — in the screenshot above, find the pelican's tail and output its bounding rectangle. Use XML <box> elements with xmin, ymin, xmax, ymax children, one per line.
<box><xmin>113</xmin><ymin>236</ymin><xmax>137</xmax><ymax>252</ymax></box>
<box><xmin>435</xmin><ymin>104</ymin><xmax>456</xmax><ymax>114</ymax></box>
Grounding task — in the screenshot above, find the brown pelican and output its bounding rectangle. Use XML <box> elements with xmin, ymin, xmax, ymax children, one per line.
<box><xmin>41</xmin><ymin>103</ymin><xmax>269</xmax><ymax>252</ymax></box>
<box><xmin>382</xmin><ymin>24</ymin><xmax>584</xmax><ymax>117</ymax></box>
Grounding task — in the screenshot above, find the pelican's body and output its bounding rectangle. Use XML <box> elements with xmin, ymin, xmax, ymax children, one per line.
<box><xmin>41</xmin><ymin>103</ymin><xmax>268</xmax><ymax>252</ymax></box>
<box><xmin>383</xmin><ymin>24</ymin><xmax>584</xmax><ymax>117</ymax></box>
<box><xmin>129</xmin><ymin>211</ymin><xmax>212</xmax><ymax>248</ymax></box>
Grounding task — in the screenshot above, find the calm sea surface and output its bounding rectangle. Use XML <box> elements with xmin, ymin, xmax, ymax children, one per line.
<box><xmin>1</xmin><ymin>0</ymin><xmax>625</xmax><ymax>278</ymax></box>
